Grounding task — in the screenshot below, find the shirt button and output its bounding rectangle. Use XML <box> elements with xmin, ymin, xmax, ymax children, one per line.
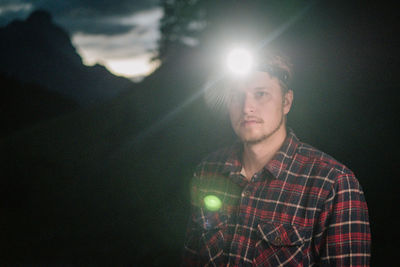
<box><xmin>242</xmin><ymin>190</ymin><xmax>251</xmax><ymax>197</ymax></box>
<box><xmin>272</xmin><ymin>236</ymin><xmax>282</xmax><ymax>246</ymax></box>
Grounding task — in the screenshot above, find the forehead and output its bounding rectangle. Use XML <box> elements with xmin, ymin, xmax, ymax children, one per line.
<box><xmin>231</xmin><ymin>71</ymin><xmax>281</xmax><ymax>91</ymax></box>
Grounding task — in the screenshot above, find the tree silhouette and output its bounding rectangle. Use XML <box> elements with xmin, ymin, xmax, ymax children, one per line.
<box><xmin>156</xmin><ymin>0</ymin><xmax>309</xmax><ymax>62</ymax></box>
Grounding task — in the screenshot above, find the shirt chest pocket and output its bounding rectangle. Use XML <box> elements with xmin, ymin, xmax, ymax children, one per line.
<box><xmin>253</xmin><ymin>222</ymin><xmax>311</xmax><ymax>267</ymax></box>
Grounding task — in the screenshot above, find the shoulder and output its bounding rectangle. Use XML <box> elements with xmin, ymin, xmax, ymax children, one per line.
<box><xmin>297</xmin><ymin>142</ymin><xmax>353</xmax><ymax>175</ymax></box>
<box><xmin>190</xmin><ymin>145</ymin><xmax>241</xmax><ymax>206</ymax></box>
<box><xmin>294</xmin><ymin>141</ymin><xmax>361</xmax><ymax>190</ymax></box>
<box><xmin>194</xmin><ymin>144</ymin><xmax>238</xmax><ymax>177</ymax></box>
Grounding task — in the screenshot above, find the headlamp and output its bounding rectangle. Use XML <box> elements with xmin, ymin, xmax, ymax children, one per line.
<box><xmin>225</xmin><ymin>48</ymin><xmax>290</xmax><ymax>87</ymax></box>
<box><xmin>226</xmin><ymin>48</ymin><xmax>253</xmax><ymax>76</ymax></box>
<box><xmin>258</xmin><ymin>64</ymin><xmax>290</xmax><ymax>86</ymax></box>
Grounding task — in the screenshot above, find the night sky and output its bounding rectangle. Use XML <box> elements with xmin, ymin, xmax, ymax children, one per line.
<box><xmin>1</xmin><ymin>0</ymin><xmax>399</xmax><ymax>266</ymax></box>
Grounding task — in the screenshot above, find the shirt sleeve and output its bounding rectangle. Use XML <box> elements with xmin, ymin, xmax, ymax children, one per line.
<box><xmin>315</xmin><ymin>173</ymin><xmax>371</xmax><ymax>266</ymax></box>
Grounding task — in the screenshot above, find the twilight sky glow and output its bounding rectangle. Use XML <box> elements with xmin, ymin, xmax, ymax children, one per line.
<box><xmin>0</xmin><ymin>0</ymin><xmax>162</xmax><ymax>80</ymax></box>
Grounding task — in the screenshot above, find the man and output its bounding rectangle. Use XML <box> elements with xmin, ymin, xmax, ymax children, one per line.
<box><xmin>182</xmin><ymin>52</ymin><xmax>371</xmax><ymax>266</ymax></box>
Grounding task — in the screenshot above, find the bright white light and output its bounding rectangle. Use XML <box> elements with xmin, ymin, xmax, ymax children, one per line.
<box><xmin>226</xmin><ymin>48</ymin><xmax>253</xmax><ymax>75</ymax></box>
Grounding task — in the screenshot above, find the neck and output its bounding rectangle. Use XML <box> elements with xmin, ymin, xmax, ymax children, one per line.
<box><xmin>242</xmin><ymin>126</ymin><xmax>287</xmax><ymax>180</ymax></box>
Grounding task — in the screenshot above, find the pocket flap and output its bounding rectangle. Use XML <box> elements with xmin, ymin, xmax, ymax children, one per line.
<box><xmin>257</xmin><ymin>222</ymin><xmax>306</xmax><ymax>247</ymax></box>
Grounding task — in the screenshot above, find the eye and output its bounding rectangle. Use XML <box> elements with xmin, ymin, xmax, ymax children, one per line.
<box><xmin>254</xmin><ymin>91</ymin><xmax>268</xmax><ymax>98</ymax></box>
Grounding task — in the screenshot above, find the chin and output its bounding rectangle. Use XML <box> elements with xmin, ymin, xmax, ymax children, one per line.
<box><xmin>240</xmin><ymin>134</ymin><xmax>266</xmax><ymax>144</ymax></box>
<box><xmin>246</xmin><ymin>137</ymin><xmax>267</xmax><ymax>145</ymax></box>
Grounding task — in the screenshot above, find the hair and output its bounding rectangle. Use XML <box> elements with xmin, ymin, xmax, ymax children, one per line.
<box><xmin>204</xmin><ymin>50</ymin><xmax>294</xmax><ymax>114</ymax></box>
<box><xmin>256</xmin><ymin>51</ymin><xmax>293</xmax><ymax>94</ymax></box>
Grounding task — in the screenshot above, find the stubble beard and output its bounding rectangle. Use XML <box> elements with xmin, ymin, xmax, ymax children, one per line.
<box><xmin>242</xmin><ymin>110</ymin><xmax>285</xmax><ymax>146</ymax></box>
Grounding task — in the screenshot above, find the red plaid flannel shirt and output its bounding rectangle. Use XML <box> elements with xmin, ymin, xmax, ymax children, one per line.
<box><xmin>183</xmin><ymin>129</ymin><xmax>371</xmax><ymax>266</ymax></box>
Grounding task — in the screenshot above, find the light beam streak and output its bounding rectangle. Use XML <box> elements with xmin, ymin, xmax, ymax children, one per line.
<box><xmin>116</xmin><ymin>2</ymin><xmax>316</xmax><ymax>153</ymax></box>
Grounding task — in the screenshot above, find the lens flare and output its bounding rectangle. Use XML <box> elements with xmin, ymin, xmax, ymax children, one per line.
<box><xmin>204</xmin><ymin>195</ymin><xmax>222</xmax><ymax>211</ymax></box>
<box><xmin>226</xmin><ymin>48</ymin><xmax>253</xmax><ymax>75</ymax></box>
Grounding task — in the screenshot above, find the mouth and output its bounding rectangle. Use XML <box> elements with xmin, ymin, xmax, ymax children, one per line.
<box><xmin>240</xmin><ymin>118</ymin><xmax>262</xmax><ymax>127</ymax></box>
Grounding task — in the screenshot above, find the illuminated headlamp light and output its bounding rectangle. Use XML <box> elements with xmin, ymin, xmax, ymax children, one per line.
<box><xmin>226</xmin><ymin>48</ymin><xmax>290</xmax><ymax>87</ymax></box>
<box><xmin>226</xmin><ymin>48</ymin><xmax>254</xmax><ymax>76</ymax></box>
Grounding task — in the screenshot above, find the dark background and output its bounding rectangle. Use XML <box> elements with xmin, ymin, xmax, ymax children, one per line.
<box><xmin>1</xmin><ymin>1</ymin><xmax>399</xmax><ymax>266</ymax></box>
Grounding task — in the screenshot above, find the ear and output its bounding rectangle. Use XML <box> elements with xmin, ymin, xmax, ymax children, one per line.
<box><xmin>283</xmin><ymin>89</ymin><xmax>293</xmax><ymax>115</ymax></box>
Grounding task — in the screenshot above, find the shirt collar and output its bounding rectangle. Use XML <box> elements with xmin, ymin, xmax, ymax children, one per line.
<box><xmin>264</xmin><ymin>128</ymin><xmax>299</xmax><ymax>180</ymax></box>
<box><xmin>222</xmin><ymin>128</ymin><xmax>299</xmax><ymax>181</ymax></box>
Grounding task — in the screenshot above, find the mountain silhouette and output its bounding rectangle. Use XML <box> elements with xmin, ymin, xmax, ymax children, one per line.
<box><xmin>0</xmin><ymin>72</ymin><xmax>80</xmax><ymax>138</ymax></box>
<box><xmin>0</xmin><ymin>38</ymin><xmax>233</xmax><ymax>265</ymax></box>
<box><xmin>0</xmin><ymin>10</ymin><xmax>134</xmax><ymax>106</ymax></box>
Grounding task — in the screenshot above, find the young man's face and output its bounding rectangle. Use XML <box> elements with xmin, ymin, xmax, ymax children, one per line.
<box><xmin>228</xmin><ymin>71</ymin><xmax>293</xmax><ymax>144</ymax></box>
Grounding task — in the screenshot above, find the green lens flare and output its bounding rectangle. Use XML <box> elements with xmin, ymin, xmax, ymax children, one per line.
<box><xmin>204</xmin><ymin>195</ymin><xmax>222</xmax><ymax>211</ymax></box>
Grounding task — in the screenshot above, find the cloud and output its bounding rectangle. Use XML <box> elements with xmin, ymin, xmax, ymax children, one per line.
<box><xmin>0</xmin><ymin>0</ymin><xmax>159</xmax><ymax>35</ymax></box>
<box><xmin>0</xmin><ymin>1</ymin><xmax>32</xmax><ymax>24</ymax></box>
<box><xmin>56</xmin><ymin>16</ymin><xmax>136</xmax><ymax>35</ymax></box>
<box><xmin>73</xmin><ymin>8</ymin><xmax>162</xmax><ymax>58</ymax></box>
<box><xmin>0</xmin><ymin>1</ymin><xmax>32</xmax><ymax>14</ymax></box>
<box><xmin>37</xmin><ymin>0</ymin><xmax>158</xmax><ymax>18</ymax></box>
<box><xmin>71</xmin><ymin>8</ymin><xmax>163</xmax><ymax>77</ymax></box>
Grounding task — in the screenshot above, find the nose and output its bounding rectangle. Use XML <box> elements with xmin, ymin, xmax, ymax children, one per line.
<box><xmin>242</xmin><ymin>93</ymin><xmax>255</xmax><ymax>114</ymax></box>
